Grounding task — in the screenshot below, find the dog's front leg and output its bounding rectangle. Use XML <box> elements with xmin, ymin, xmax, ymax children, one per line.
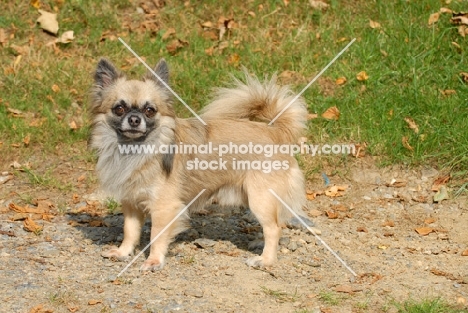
<box><xmin>102</xmin><ymin>202</ymin><xmax>145</xmax><ymax>260</ymax></box>
<box><xmin>140</xmin><ymin>205</ymin><xmax>184</xmax><ymax>271</ymax></box>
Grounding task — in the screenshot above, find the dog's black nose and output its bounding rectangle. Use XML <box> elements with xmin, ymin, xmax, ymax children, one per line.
<box><xmin>128</xmin><ymin>115</ymin><xmax>141</xmax><ymax>127</ymax></box>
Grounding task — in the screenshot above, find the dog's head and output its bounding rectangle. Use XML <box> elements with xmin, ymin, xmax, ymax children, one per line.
<box><xmin>90</xmin><ymin>58</ymin><xmax>175</xmax><ymax>143</ymax></box>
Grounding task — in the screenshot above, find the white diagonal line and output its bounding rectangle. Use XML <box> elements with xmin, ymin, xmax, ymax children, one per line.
<box><xmin>118</xmin><ymin>37</ymin><xmax>207</xmax><ymax>126</ymax></box>
<box><xmin>268</xmin><ymin>188</ymin><xmax>358</xmax><ymax>277</ymax></box>
<box><xmin>116</xmin><ymin>189</ymin><xmax>206</xmax><ymax>277</ymax></box>
<box><xmin>268</xmin><ymin>38</ymin><xmax>356</xmax><ymax>126</ymax></box>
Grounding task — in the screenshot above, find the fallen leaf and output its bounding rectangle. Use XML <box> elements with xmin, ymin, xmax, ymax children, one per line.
<box><xmin>433</xmin><ymin>186</ymin><xmax>449</xmax><ymax>203</ymax></box>
<box><xmin>402</xmin><ymin>136</ymin><xmax>414</xmax><ymax>151</ymax></box>
<box><xmin>451</xmin><ymin>13</ymin><xmax>468</xmax><ymax>26</ymax></box>
<box><xmin>326</xmin><ymin>210</ymin><xmax>338</xmax><ymax>219</ymax></box>
<box><xmin>201</xmin><ymin>21</ymin><xmax>214</xmax><ymax>28</ymax></box>
<box><xmin>28</xmin><ymin>304</ymin><xmax>53</xmax><ymax>313</ymax></box>
<box><xmin>227</xmin><ymin>53</ymin><xmax>240</xmax><ymax>66</ymax></box>
<box><xmin>440</xmin><ymin>7</ymin><xmax>453</xmax><ymax>14</ymax></box>
<box><xmin>309</xmin><ymin>0</ymin><xmax>329</xmax><ymax>10</ymax></box>
<box><xmin>357</xmin><ymin>226</ymin><xmax>368</xmax><ymax>232</ymax></box>
<box><xmin>23</xmin><ymin>134</ymin><xmax>31</xmax><ymax>146</ymax></box>
<box><xmin>381</xmin><ymin>220</ymin><xmax>395</xmax><ymax>227</ymax></box>
<box><xmin>458</xmin><ymin>25</ymin><xmax>468</xmax><ymax>37</ymax></box>
<box><xmin>432</xmin><ymin>175</ymin><xmax>450</xmax><ymax>191</ymax></box>
<box><xmin>335</xmin><ymin>77</ymin><xmax>347</xmax><ymax>85</ymax></box>
<box><xmin>23</xmin><ymin>217</ymin><xmax>43</xmax><ymax>233</ymax></box>
<box><xmin>356</xmin><ymin>71</ymin><xmax>369</xmax><ymax>81</ymax></box>
<box><xmin>369</xmin><ymin>19</ymin><xmax>381</xmax><ymax>29</ymax></box>
<box><xmin>166</xmin><ymin>39</ymin><xmax>188</xmax><ymax>55</ymax></box>
<box><xmin>7</xmin><ymin>107</ymin><xmax>25</xmax><ymax>117</ymax></box>
<box><xmin>331</xmin><ymin>204</ymin><xmax>347</xmax><ymax>212</ymax></box>
<box><xmin>88</xmin><ymin>299</ymin><xmax>102</xmax><ymax>305</ymax></box>
<box><xmin>440</xmin><ymin>89</ymin><xmax>456</xmax><ymax>96</ymax></box>
<box><xmin>428</xmin><ymin>12</ymin><xmax>440</xmax><ymax>25</ymax></box>
<box><xmin>424</xmin><ymin>217</ymin><xmax>437</xmax><ymax>224</ymax></box>
<box><xmin>88</xmin><ymin>220</ymin><xmax>104</xmax><ymax>227</ymax></box>
<box><xmin>56</xmin><ymin>30</ymin><xmax>74</xmax><ymax>43</ymax></box>
<box><xmin>307</xmin><ymin>113</ymin><xmax>318</xmax><ymax>120</ymax></box>
<box><xmin>415</xmin><ymin>227</ymin><xmax>433</xmax><ymax>236</ymax></box>
<box><xmin>308</xmin><ymin>209</ymin><xmax>322</xmax><ymax>217</ymax></box>
<box><xmin>52</xmin><ymin>84</ymin><xmax>60</xmax><ymax>93</ymax></box>
<box><xmin>460</xmin><ymin>72</ymin><xmax>468</xmax><ymax>83</ymax></box>
<box><xmin>321</xmin><ymin>106</ymin><xmax>340</xmax><ymax>120</ymax></box>
<box><xmin>161</xmin><ymin>27</ymin><xmax>176</xmax><ymax>40</ymax></box>
<box><xmin>0</xmin><ymin>28</ymin><xmax>7</xmax><ymax>46</ymax></box>
<box><xmin>334</xmin><ymin>285</ymin><xmax>354</xmax><ymax>293</ymax></box>
<box><xmin>69</xmin><ymin>120</ymin><xmax>78</xmax><ymax>130</ymax></box>
<box><xmin>386</xmin><ymin>179</ymin><xmax>407</xmax><ymax>187</ymax></box>
<box><xmin>462</xmin><ymin>250</ymin><xmax>468</xmax><ymax>256</ymax></box>
<box><xmin>404</xmin><ymin>117</ymin><xmax>419</xmax><ymax>133</ymax></box>
<box><xmin>37</xmin><ymin>10</ymin><xmax>59</xmax><ymax>35</ymax></box>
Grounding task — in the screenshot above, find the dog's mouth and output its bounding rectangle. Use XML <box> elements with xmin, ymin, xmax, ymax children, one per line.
<box><xmin>118</xmin><ymin>128</ymin><xmax>147</xmax><ymax>140</ymax></box>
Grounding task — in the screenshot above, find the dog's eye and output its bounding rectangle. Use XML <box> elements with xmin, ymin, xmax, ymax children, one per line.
<box><xmin>144</xmin><ymin>107</ymin><xmax>157</xmax><ymax>117</ymax></box>
<box><xmin>113</xmin><ymin>105</ymin><xmax>125</xmax><ymax>116</ymax></box>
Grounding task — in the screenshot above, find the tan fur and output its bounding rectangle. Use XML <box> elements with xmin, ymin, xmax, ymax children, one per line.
<box><xmin>90</xmin><ymin>58</ymin><xmax>308</xmax><ymax>271</ymax></box>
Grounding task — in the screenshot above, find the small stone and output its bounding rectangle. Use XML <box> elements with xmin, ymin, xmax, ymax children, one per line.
<box><xmin>193</xmin><ymin>238</ymin><xmax>217</xmax><ymax>249</ymax></box>
<box><xmin>421</xmin><ymin>167</ymin><xmax>438</xmax><ymax>179</ymax></box>
<box><xmin>453</xmin><ymin>283</ymin><xmax>461</xmax><ymax>288</ymax></box>
<box><xmin>184</xmin><ymin>288</ymin><xmax>204</xmax><ymax>298</ymax></box>
<box><xmin>279</xmin><ymin>237</ymin><xmax>290</xmax><ymax>246</ymax></box>
<box><xmin>280</xmin><ymin>247</ymin><xmax>290</xmax><ymax>254</ymax></box>
<box><xmin>287</xmin><ymin>241</ymin><xmax>298</xmax><ymax>252</ymax></box>
<box><xmin>248</xmin><ymin>239</ymin><xmax>264</xmax><ymax>251</ymax></box>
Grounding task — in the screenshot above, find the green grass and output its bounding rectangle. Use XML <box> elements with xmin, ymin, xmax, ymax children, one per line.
<box><xmin>393</xmin><ymin>298</ymin><xmax>468</xmax><ymax>313</ymax></box>
<box><xmin>260</xmin><ymin>285</ymin><xmax>300</xmax><ymax>302</ymax></box>
<box><xmin>1</xmin><ymin>0</ymin><xmax>467</xmax><ymax>180</ymax></box>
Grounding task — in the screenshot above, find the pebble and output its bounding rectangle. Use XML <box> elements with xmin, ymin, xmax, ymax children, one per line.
<box><xmin>194</xmin><ymin>238</ymin><xmax>217</xmax><ymax>248</ymax></box>
<box><xmin>287</xmin><ymin>241</ymin><xmax>298</xmax><ymax>252</ymax></box>
<box><xmin>184</xmin><ymin>288</ymin><xmax>204</xmax><ymax>298</ymax></box>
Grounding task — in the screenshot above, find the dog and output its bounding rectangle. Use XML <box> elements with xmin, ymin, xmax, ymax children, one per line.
<box><xmin>89</xmin><ymin>58</ymin><xmax>308</xmax><ymax>271</ymax></box>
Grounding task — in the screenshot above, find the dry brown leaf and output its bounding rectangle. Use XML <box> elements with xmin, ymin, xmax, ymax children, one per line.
<box><xmin>321</xmin><ymin>106</ymin><xmax>340</xmax><ymax>120</ymax></box>
<box><xmin>201</xmin><ymin>21</ymin><xmax>214</xmax><ymax>28</ymax></box>
<box><xmin>404</xmin><ymin>117</ymin><xmax>419</xmax><ymax>133</ymax></box>
<box><xmin>356</xmin><ymin>71</ymin><xmax>369</xmax><ymax>81</ymax></box>
<box><xmin>161</xmin><ymin>28</ymin><xmax>176</xmax><ymax>40</ymax></box>
<box><xmin>69</xmin><ymin>120</ymin><xmax>78</xmax><ymax>130</ymax></box>
<box><xmin>23</xmin><ymin>217</ymin><xmax>43</xmax><ymax>233</ymax></box>
<box><xmin>451</xmin><ymin>13</ymin><xmax>468</xmax><ymax>26</ymax></box>
<box><xmin>11</xmin><ymin>44</ymin><xmax>30</xmax><ymax>56</ymax></box>
<box><xmin>56</xmin><ymin>30</ymin><xmax>74</xmax><ymax>44</ymax></box>
<box><xmin>440</xmin><ymin>89</ymin><xmax>456</xmax><ymax>96</ymax></box>
<box><xmin>308</xmin><ymin>209</ymin><xmax>322</xmax><ymax>217</ymax></box>
<box><xmin>307</xmin><ymin>113</ymin><xmax>318</xmax><ymax>120</ymax></box>
<box><xmin>440</xmin><ymin>7</ymin><xmax>453</xmax><ymax>14</ymax></box>
<box><xmin>402</xmin><ymin>136</ymin><xmax>414</xmax><ymax>151</ymax></box>
<box><xmin>334</xmin><ymin>285</ymin><xmax>354</xmax><ymax>293</ymax></box>
<box><xmin>52</xmin><ymin>84</ymin><xmax>60</xmax><ymax>93</ymax></box>
<box><xmin>369</xmin><ymin>19</ymin><xmax>381</xmax><ymax>29</ymax></box>
<box><xmin>431</xmin><ymin>175</ymin><xmax>450</xmax><ymax>191</ymax></box>
<box><xmin>88</xmin><ymin>299</ymin><xmax>102</xmax><ymax>305</ymax></box>
<box><xmin>89</xmin><ymin>220</ymin><xmax>104</xmax><ymax>227</ymax></box>
<box><xmin>309</xmin><ymin>0</ymin><xmax>329</xmax><ymax>10</ymax></box>
<box><xmin>325</xmin><ymin>185</ymin><xmax>348</xmax><ymax>197</ymax></box>
<box><xmin>9</xmin><ymin>203</ymin><xmax>47</xmax><ymax>214</ymax></box>
<box><xmin>28</xmin><ymin>304</ymin><xmax>53</xmax><ymax>313</ymax></box>
<box><xmin>166</xmin><ymin>39</ymin><xmax>188</xmax><ymax>55</ymax></box>
<box><xmin>458</xmin><ymin>25</ymin><xmax>468</xmax><ymax>37</ymax></box>
<box><xmin>23</xmin><ymin>134</ymin><xmax>31</xmax><ymax>146</ymax></box>
<box><xmin>227</xmin><ymin>53</ymin><xmax>240</xmax><ymax>66</ymax></box>
<box><xmin>428</xmin><ymin>12</ymin><xmax>440</xmax><ymax>25</ymax></box>
<box><xmin>326</xmin><ymin>210</ymin><xmax>338</xmax><ymax>219</ymax></box>
<box><xmin>424</xmin><ymin>217</ymin><xmax>437</xmax><ymax>225</ymax></box>
<box><xmin>386</xmin><ymin>179</ymin><xmax>407</xmax><ymax>187</ymax></box>
<box><xmin>31</xmin><ymin>0</ymin><xmax>41</xmax><ymax>9</ymax></box>
<box><xmin>37</xmin><ymin>10</ymin><xmax>59</xmax><ymax>35</ymax></box>
<box><xmin>381</xmin><ymin>220</ymin><xmax>395</xmax><ymax>227</ymax></box>
<box><xmin>335</xmin><ymin>77</ymin><xmax>347</xmax><ymax>85</ymax></box>
<box><xmin>0</xmin><ymin>28</ymin><xmax>7</xmax><ymax>47</ymax></box>
<box><xmin>415</xmin><ymin>227</ymin><xmax>433</xmax><ymax>236</ymax></box>
<box><xmin>461</xmin><ymin>72</ymin><xmax>468</xmax><ymax>83</ymax></box>
<box><xmin>462</xmin><ymin>250</ymin><xmax>468</xmax><ymax>256</ymax></box>
<box><xmin>357</xmin><ymin>226</ymin><xmax>368</xmax><ymax>232</ymax></box>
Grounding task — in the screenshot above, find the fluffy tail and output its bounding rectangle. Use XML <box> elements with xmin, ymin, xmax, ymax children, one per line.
<box><xmin>200</xmin><ymin>71</ymin><xmax>307</xmax><ymax>142</ymax></box>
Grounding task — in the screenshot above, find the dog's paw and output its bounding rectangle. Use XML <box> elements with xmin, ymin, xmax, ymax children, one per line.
<box><xmin>246</xmin><ymin>256</ymin><xmax>271</xmax><ymax>268</ymax></box>
<box><xmin>140</xmin><ymin>258</ymin><xmax>165</xmax><ymax>272</ymax></box>
<box><xmin>101</xmin><ymin>247</ymin><xmax>132</xmax><ymax>261</ymax></box>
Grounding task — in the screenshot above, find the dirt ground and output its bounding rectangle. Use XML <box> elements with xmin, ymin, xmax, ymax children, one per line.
<box><xmin>0</xmin><ymin>147</ymin><xmax>467</xmax><ymax>313</ymax></box>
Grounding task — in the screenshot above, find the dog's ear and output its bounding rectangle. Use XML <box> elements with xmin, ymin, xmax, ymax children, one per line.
<box><xmin>94</xmin><ymin>58</ymin><xmax>120</xmax><ymax>89</ymax></box>
<box><xmin>146</xmin><ymin>58</ymin><xmax>169</xmax><ymax>87</ymax></box>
